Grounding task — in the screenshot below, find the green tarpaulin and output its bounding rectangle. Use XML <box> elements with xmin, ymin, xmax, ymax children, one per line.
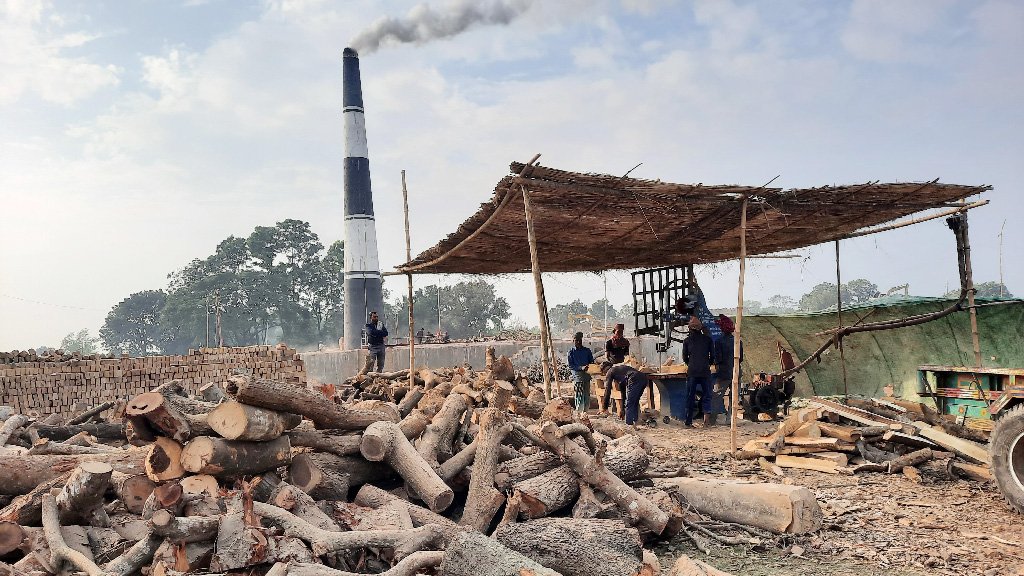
<box><xmin>739</xmin><ymin>296</ymin><xmax>1024</xmax><ymax>399</ymax></box>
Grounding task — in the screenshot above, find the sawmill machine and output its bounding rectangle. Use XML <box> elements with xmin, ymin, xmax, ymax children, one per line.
<box><xmin>631</xmin><ymin>265</ymin><xmax>795</xmax><ymax>420</ymax></box>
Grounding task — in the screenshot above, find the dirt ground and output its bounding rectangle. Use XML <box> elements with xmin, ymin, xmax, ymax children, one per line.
<box><xmin>634</xmin><ymin>416</ymin><xmax>1023</xmax><ymax>576</ymax></box>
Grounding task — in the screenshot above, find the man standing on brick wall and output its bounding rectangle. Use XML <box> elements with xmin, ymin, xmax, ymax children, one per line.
<box><xmin>362</xmin><ymin>311</ymin><xmax>388</xmax><ymax>374</ymax></box>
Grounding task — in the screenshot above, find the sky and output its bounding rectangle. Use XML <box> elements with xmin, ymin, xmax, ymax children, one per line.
<box><xmin>1</xmin><ymin>0</ymin><xmax>1022</xmax><ymax>350</ymax></box>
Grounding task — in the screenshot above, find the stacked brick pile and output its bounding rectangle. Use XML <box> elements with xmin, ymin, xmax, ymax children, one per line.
<box><xmin>0</xmin><ymin>346</ymin><xmax>305</xmax><ymax>416</ymax></box>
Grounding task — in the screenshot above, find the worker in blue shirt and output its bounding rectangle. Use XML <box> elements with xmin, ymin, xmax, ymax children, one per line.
<box><xmin>599</xmin><ymin>361</ymin><xmax>649</xmax><ymax>426</ymax></box>
<box><xmin>362</xmin><ymin>311</ymin><xmax>389</xmax><ymax>374</ymax></box>
<box><xmin>567</xmin><ymin>331</ymin><xmax>595</xmax><ymax>414</ymax></box>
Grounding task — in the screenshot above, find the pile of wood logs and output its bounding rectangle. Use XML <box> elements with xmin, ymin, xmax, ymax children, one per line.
<box><xmin>0</xmin><ymin>354</ymin><xmax>823</xmax><ymax>576</ymax></box>
<box><xmin>739</xmin><ymin>397</ymin><xmax>993</xmax><ymax>482</ymax></box>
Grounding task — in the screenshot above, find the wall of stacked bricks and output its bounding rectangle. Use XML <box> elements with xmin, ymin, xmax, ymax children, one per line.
<box><xmin>0</xmin><ymin>345</ymin><xmax>306</xmax><ymax>416</ymax></box>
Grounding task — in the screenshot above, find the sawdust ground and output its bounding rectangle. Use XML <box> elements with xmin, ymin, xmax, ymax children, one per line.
<box><xmin>630</xmin><ymin>416</ymin><xmax>1023</xmax><ymax>576</ymax></box>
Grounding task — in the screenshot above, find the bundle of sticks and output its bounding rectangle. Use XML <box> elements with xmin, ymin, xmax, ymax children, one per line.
<box><xmin>738</xmin><ymin>397</ymin><xmax>993</xmax><ymax>483</ymax></box>
<box><xmin>0</xmin><ymin>349</ymin><xmax>822</xmax><ymax>576</ymax></box>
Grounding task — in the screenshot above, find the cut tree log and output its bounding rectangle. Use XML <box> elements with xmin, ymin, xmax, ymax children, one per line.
<box><xmin>68</xmin><ymin>402</ymin><xmax>116</xmax><ymax>426</ymax></box>
<box><xmin>0</xmin><ymin>522</ymin><xmax>23</xmax><ymax>556</ymax></box>
<box><xmin>149</xmin><ymin>509</ymin><xmax>219</xmax><ymax>543</ymax></box>
<box><xmin>109</xmin><ymin>471</ymin><xmax>157</xmax><ymax>515</ymax></box>
<box><xmin>884</xmin><ymin>448</ymin><xmax>933</xmax><ymax>473</ymax></box>
<box><xmin>515</xmin><ymin>466</ymin><xmax>579</xmax><ymax>519</ymax></box>
<box><xmin>949</xmin><ymin>461</ymin><xmax>993</xmax><ymax>482</ymax></box>
<box><xmin>487</xmin><ymin>381</ymin><xmax>515</xmax><ymax>413</ymax></box>
<box><xmin>494</xmin><ymin>518</ymin><xmax>644</xmax><ymax>576</ymax></box>
<box><xmin>141</xmin><ymin>483</ymin><xmax>185</xmax><ymax>519</ymax></box>
<box><xmin>538</xmin><ymin>422</ymin><xmax>669</xmax><ymax>535</ymax></box>
<box><xmin>208</xmin><ymin>401</ymin><xmax>301</xmax><ymax>441</ymax></box>
<box><xmin>33</xmin><ymin>423</ymin><xmax>125</xmax><ymax>442</ymax></box>
<box><xmin>459</xmin><ymin>408</ymin><xmax>511</xmax><ymax>532</ymax></box>
<box><xmin>416</xmin><ymin>394</ymin><xmax>468</xmax><ymax>467</ymax></box>
<box><xmin>437</xmin><ymin>440</ymin><xmax>477</xmax><ymax>483</ymax></box>
<box><xmin>540</xmin><ymin>399</ymin><xmax>574</xmax><ymax>425</ymax></box>
<box><xmin>655</xmin><ymin>477</ymin><xmax>822</xmax><ymax>534</ymax></box>
<box><xmin>253</xmin><ymin>501</ymin><xmax>444</xmax><ymax>558</ymax></box>
<box><xmin>285</xmin><ymin>551</ymin><xmax>444</xmax><ymax>576</ymax></box>
<box><xmin>125</xmin><ymin>391</ymin><xmax>214</xmax><ymax>443</ymax></box>
<box><xmin>286</xmin><ymin>426</ymin><xmax>362</xmax><ymax>457</ymax></box>
<box><xmin>0</xmin><ymin>449</ymin><xmax>146</xmax><ymax>496</ymax></box>
<box><xmin>27</xmin><ymin>440</ymin><xmax>118</xmax><ymax>456</ymax></box>
<box><xmin>179</xmin><ymin>475</ymin><xmax>219</xmax><ymax>498</ymax></box>
<box><xmin>180</xmin><ymin>435</ymin><xmax>292</xmax><ymax>476</ymax></box>
<box><xmin>361</xmin><ymin>421</ymin><xmax>454</xmax><ymax>513</ymax></box>
<box><xmin>146</xmin><ymin>437</ymin><xmax>186</xmax><ymax>482</ymax></box>
<box><xmin>210</xmin><ymin>510</ymin><xmax>272</xmax><ymax>571</ymax></box>
<box><xmin>508</xmin><ymin>397</ymin><xmax>545</xmax><ymax>419</ymax></box>
<box><xmin>353</xmin><ymin>485</ymin><xmax>466</xmax><ymax>544</ymax></box>
<box><xmin>397</xmin><ymin>386</ymin><xmax>424</xmax><ymax>417</ymax></box>
<box><xmin>0</xmin><ymin>472</ymin><xmax>70</xmax><ymax>525</ymax></box>
<box><xmin>398</xmin><ymin>410</ymin><xmax>431</xmax><ymax>440</ymax></box>
<box><xmin>289</xmin><ymin>452</ymin><xmax>392</xmax><ymax>491</ymax></box>
<box><xmin>439</xmin><ymin>531</ymin><xmax>560</xmax><ymax>576</ymax></box>
<box><xmin>913</xmin><ymin>423</ymin><xmax>990</xmax><ymax>464</ymax></box>
<box><xmin>289</xmin><ymin>453</ymin><xmax>352</xmax><ymax>501</ymax></box>
<box><xmin>152</xmin><ymin>539</ymin><xmax>215</xmax><ymax>573</ymax></box>
<box><xmin>40</xmin><ymin>494</ymin><xmax>103</xmax><ymax>576</ymax></box>
<box><xmin>816</xmin><ymin>423</ymin><xmax>862</xmax><ymax>443</ymax></box>
<box><xmin>269</xmin><ymin>483</ymin><xmax>340</xmax><ymax>532</ymax></box>
<box><xmin>495</xmin><ymin>452</ymin><xmax>562</xmax><ymax>491</ymax></box>
<box><xmin>0</xmin><ymin>416</ymin><xmax>30</xmax><ymax>447</ymax></box>
<box><xmin>227</xmin><ymin>375</ymin><xmax>397</xmax><ymax>430</ymax></box>
<box><xmin>199</xmin><ymin>382</ymin><xmax>226</xmax><ymax>403</ymax></box>
<box><xmin>56</xmin><ymin>461</ymin><xmax>113</xmax><ymax>525</ymax></box>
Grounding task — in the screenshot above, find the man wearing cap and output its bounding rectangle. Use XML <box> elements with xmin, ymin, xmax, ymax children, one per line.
<box><xmin>714</xmin><ymin>314</ymin><xmax>743</xmax><ymax>423</ymax></box>
<box><xmin>362</xmin><ymin>311</ymin><xmax>389</xmax><ymax>374</ymax></box>
<box><xmin>567</xmin><ymin>332</ymin><xmax>595</xmax><ymax>414</ymax></box>
<box><xmin>682</xmin><ymin>316</ymin><xmax>715</xmax><ymax>428</ymax></box>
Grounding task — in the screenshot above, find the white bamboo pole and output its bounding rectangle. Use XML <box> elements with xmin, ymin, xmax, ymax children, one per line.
<box><xmin>730</xmin><ymin>196</ymin><xmax>749</xmax><ymax>453</ymax></box>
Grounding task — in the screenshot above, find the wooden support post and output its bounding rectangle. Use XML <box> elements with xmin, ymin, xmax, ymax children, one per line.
<box><xmin>731</xmin><ymin>195</ymin><xmax>748</xmax><ymax>453</ymax></box>
<box><xmin>402</xmin><ymin>170</ymin><xmax>415</xmax><ymax>373</ymax></box>
<box><xmin>961</xmin><ymin>212</ymin><xmax>983</xmax><ymax>369</ymax></box>
<box><xmin>521</xmin><ymin>179</ymin><xmax>553</xmax><ymax>400</ymax></box>
<box><xmin>835</xmin><ymin>240</ymin><xmax>849</xmax><ymax>400</ymax></box>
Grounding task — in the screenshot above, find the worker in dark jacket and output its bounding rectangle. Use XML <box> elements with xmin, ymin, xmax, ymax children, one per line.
<box><xmin>600</xmin><ymin>361</ymin><xmax>649</xmax><ymax>426</ymax></box>
<box><xmin>362</xmin><ymin>311</ymin><xmax>389</xmax><ymax>373</ymax></box>
<box><xmin>682</xmin><ymin>316</ymin><xmax>715</xmax><ymax>428</ymax></box>
<box><xmin>567</xmin><ymin>332</ymin><xmax>595</xmax><ymax>414</ymax></box>
<box><xmin>605</xmin><ymin>323</ymin><xmax>630</xmax><ymax>363</ymax></box>
<box><xmin>714</xmin><ymin>314</ymin><xmax>743</xmax><ymax>423</ymax></box>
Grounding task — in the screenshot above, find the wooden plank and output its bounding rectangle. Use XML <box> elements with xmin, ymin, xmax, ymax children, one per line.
<box><xmin>817</xmin><ymin>422</ymin><xmax>861</xmax><ymax>442</ymax></box>
<box><xmin>791</xmin><ymin>422</ymin><xmax>821</xmax><ymax>438</ymax></box>
<box><xmin>914</xmin><ymin>423</ymin><xmax>989</xmax><ymax>464</ymax></box>
<box><xmin>807</xmin><ymin>451</ymin><xmax>848</xmax><ymax>466</ymax></box>
<box><xmin>775</xmin><ymin>455</ymin><xmax>841</xmax><ymax>474</ymax></box>
<box><xmin>809</xmin><ymin>398</ymin><xmax>904</xmax><ymax>430</ymax></box>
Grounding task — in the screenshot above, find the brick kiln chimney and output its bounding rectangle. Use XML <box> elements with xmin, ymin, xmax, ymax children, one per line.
<box><xmin>342</xmin><ymin>47</ymin><xmax>384</xmax><ymax>350</ymax></box>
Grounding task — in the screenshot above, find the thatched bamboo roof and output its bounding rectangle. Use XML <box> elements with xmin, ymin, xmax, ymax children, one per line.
<box><xmin>396</xmin><ymin>161</ymin><xmax>990</xmax><ymax>275</ymax></box>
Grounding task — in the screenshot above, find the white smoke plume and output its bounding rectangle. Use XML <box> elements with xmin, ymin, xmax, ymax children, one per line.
<box><xmin>351</xmin><ymin>0</ymin><xmax>534</xmax><ymax>54</ymax></box>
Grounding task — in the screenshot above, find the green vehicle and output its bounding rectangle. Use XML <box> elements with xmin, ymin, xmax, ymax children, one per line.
<box><xmin>919</xmin><ymin>365</ymin><xmax>1024</xmax><ymax>513</ymax></box>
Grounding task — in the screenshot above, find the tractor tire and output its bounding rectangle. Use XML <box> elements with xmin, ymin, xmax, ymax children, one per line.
<box><xmin>990</xmin><ymin>403</ymin><xmax>1024</xmax><ymax>514</ymax></box>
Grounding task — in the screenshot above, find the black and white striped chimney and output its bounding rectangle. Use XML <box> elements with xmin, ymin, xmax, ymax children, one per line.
<box><xmin>342</xmin><ymin>47</ymin><xmax>384</xmax><ymax>349</ymax></box>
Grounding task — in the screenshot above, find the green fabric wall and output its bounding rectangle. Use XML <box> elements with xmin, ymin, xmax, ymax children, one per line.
<box><xmin>739</xmin><ymin>298</ymin><xmax>1024</xmax><ymax>399</ymax></box>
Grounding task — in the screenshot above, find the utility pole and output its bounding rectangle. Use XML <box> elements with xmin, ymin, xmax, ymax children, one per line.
<box><xmin>436</xmin><ymin>285</ymin><xmax>442</xmax><ymax>336</ymax></box>
<box><xmin>999</xmin><ymin>219</ymin><xmax>1006</xmax><ymax>297</ymax></box>
<box><xmin>214</xmin><ymin>289</ymin><xmax>223</xmax><ymax>347</ymax></box>
<box><xmin>603</xmin><ymin>272</ymin><xmax>608</xmax><ymax>335</ymax></box>
<box><xmin>205</xmin><ymin>294</ymin><xmax>210</xmax><ymax>348</ymax></box>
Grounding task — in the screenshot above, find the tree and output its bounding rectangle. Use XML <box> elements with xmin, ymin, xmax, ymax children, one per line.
<box><xmin>100</xmin><ymin>290</ymin><xmax>167</xmax><ymax>355</ymax></box>
<box><xmin>945</xmin><ymin>281</ymin><xmax>1014</xmax><ymax>299</ymax></box>
<box><xmin>844</xmin><ymin>279</ymin><xmax>880</xmax><ymax>304</ymax></box>
<box><xmin>547</xmin><ymin>299</ymin><xmax>589</xmax><ymax>336</ymax></box>
<box><xmin>391</xmin><ymin>281</ymin><xmax>511</xmax><ymax>340</ymax></box>
<box><xmin>798</xmin><ymin>278</ymin><xmax>881</xmax><ymax>311</ymax></box>
<box><xmin>107</xmin><ymin>220</ymin><xmax>345</xmax><ymax>354</ymax></box>
<box><xmin>762</xmin><ymin>294</ymin><xmax>797</xmax><ymax>313</ymax></box>
<box><xmin>798</xmin><ymin>282</ymin><xmax>839</xmax><ymax>312</ymax></box>
<box><xmin>60</xmin><ymin>329</ymin><xmax>100</xmax><ymax>354</ymax></box>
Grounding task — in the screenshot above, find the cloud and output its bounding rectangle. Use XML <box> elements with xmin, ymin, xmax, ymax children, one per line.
<box><xmin>840</xmin><ymin>0</ymin><xmax>960</xmax><ymax>63</ymax></box>
<box><xmin>0</xmin><ymin>0</ymin><xmax>119</xmax><ymax>105</ymax></box>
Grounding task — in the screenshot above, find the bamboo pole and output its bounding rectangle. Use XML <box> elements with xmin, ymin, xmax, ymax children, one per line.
<box><xmin>961</xmin><ymin>213</ymin><xmax>983</xmax><ymax>369</ymax></box>
<box><xmin>522</xmin><ymin>182</ymin><xmax>554</xmax><ymax>400</ymax></box>
<box><xmin>402</xmin><ymin>170</ymin><xmax>415</xmax><ymax>373</ymax></box>
<box><xmin>731</xmin><ymin>195</ymin><xmax>748</xmax><ymax>453</ymax></box>
<box><xmin>835</xmin><ymin>240</ymin><xmax>849</xmax><ymax>400</ymax></box>
<box><xmin>840</xmin><ymin>200</ymin><xmax>988</xmax><ymax>240</ymax></box>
